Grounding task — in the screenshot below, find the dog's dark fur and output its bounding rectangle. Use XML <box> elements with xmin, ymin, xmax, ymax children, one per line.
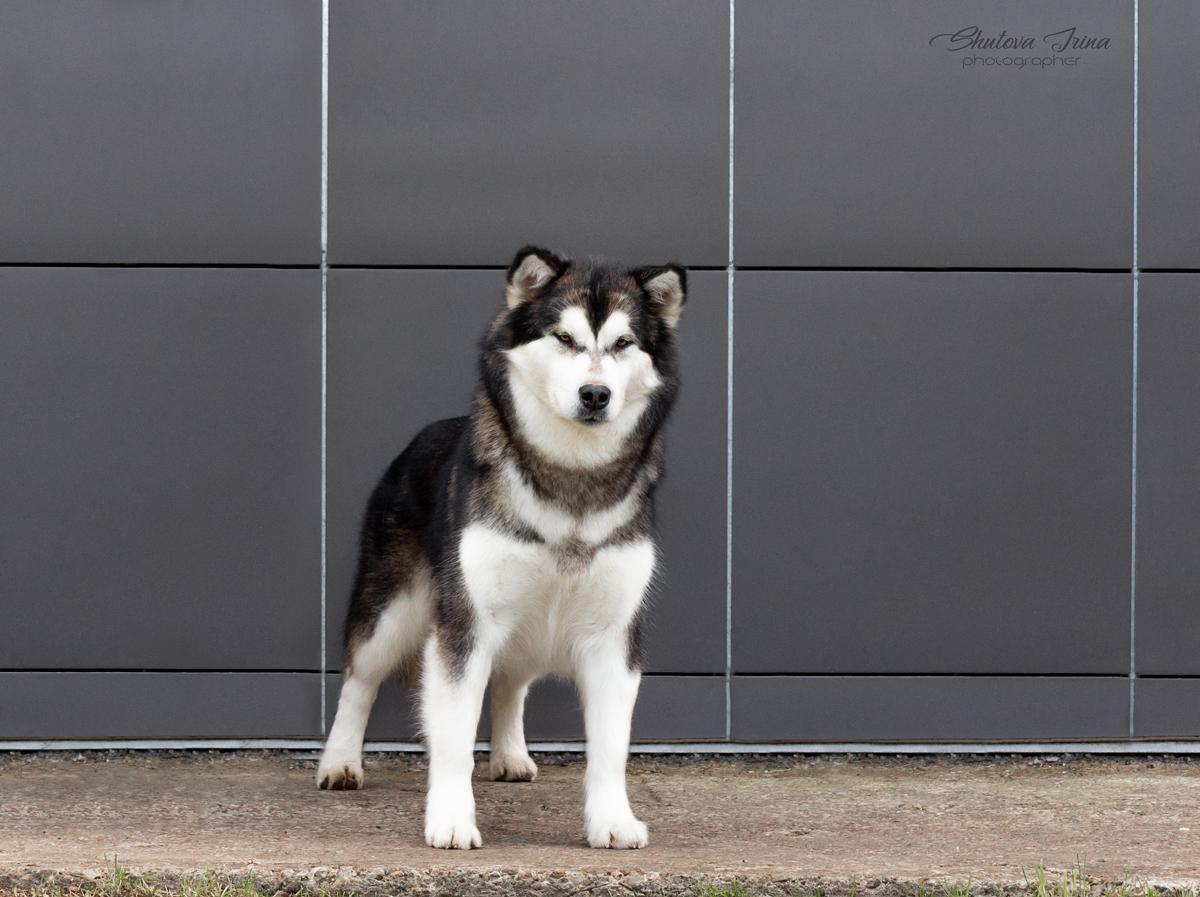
<box><xmin>343</xmin><ymin>248</ymin><xmax>685</xmax><ymax>678</ymax></box>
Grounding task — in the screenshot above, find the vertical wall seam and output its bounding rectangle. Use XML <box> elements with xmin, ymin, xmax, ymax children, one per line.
<box><xmin>725</xmin><ymin>0</ymin><xmax>735</xmax><ymax>742</ymax></box>
<box><xmin>1128</xmin><ymin>0</ymin><xmax>1140</xmax><ymax>739</ymax></box>
<box><xmin>319</xmin><ymin>0</ymin><xmax>330</xmax><ymax>735</ymax></box>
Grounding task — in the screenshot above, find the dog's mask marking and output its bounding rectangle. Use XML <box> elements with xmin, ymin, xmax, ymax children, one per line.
<box><xmin>506</xmin><ymin>306</ymin><xmax>661</xmax><ymax>439</ymax></box>
<box><xmin>493</xmin><ymin>247</ymin><xmax>686</xmax><ymax>469</ymax></box>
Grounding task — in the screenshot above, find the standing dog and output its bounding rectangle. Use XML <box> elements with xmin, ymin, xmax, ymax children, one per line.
<box><xmin>316</xmin><ymin>246</ymin><xmax>687</xmax><ymax>850</ymax></box>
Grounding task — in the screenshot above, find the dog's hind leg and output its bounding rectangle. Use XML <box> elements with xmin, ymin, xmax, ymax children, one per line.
<box><xmin>318</xmin><ymin>562</ymin><xmax>433</xmax><ymax>790</ymax></box>
<box><xmin>487</xmin><ymin>670</ymin><xmax>538</xmax><ymax>782</ymax></box>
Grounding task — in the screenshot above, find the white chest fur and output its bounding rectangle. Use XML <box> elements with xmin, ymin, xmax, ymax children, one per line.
<box><xmin>457</xmin><ymin>523</ymin><xmax>655</xmax><ymax>677</ymax></box>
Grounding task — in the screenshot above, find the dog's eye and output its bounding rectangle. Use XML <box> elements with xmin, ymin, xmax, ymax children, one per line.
<box><xmin>613</xmin><ymin>336</ymin><xmax>634</xmax><ymax>351</ymax></box>
<box><xmin>553</xmin><ymin>331</ymin><xmax>574</xmax><ymax>347</ymax></box>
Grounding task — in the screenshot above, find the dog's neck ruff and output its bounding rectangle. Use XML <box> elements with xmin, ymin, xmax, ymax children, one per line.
<box><xmin>471</xmin><ymin>391</ymin><xmax>661</xmax><ymax>518</ymax></box>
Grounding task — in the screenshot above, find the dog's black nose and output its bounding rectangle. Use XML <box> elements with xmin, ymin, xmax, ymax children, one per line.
<box><xmin>579</xmin><ymin>384</ymin><xmax>611</xmax><ymax>411</ymax></box>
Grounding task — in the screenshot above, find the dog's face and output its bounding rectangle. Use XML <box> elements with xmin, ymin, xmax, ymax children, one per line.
<box><xmin>500</xmin><ymin>246</ymin><xmax>686</xmax><ymax>431</ymax></box>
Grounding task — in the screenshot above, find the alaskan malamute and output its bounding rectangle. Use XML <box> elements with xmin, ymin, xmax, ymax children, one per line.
<box><xmin>317</xmin><ymin>246</ymin><xmax>687</xmax><ymax>850</ymax></box>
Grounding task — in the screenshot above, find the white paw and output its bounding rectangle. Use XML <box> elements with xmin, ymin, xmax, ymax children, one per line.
<box><xmin>587</xmin><ymin>814</ymin><xmax>649</xmax><ymax>849</ymax></box>
<box><xmin>316</xmin><ymin>751</ymin><xmax>363</xmax><ymax>791</ymax></box>
<box><xmin>489</xmin><ymin>751</ymin><xmax>538</xmax><ymax>782</ymax></box>
<box><xmin>425</xmin><ymin>812</ymin><xmax>482</xmax><ymax>850</ymax></box>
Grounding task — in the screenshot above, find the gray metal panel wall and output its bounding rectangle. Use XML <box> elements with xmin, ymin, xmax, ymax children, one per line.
<box><xmin>0</xmin><ymin>1</ymin><xmax>321</xmax><ymax>264</ymax></box>
<box><xmin>1</xmin><ymin>1</ymin><xmax>1193</xmax><ymax>744</ymax></box>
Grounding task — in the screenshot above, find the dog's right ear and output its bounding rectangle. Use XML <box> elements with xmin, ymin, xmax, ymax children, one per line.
<box><xmin>506</xmin><ymin>245</ymin><xmax>568</xmax><ymax>309</ymax></box>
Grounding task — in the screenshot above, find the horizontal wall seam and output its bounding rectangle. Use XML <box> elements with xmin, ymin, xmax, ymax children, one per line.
<box><xmin>722</xmin><ymin>672</ymin><xmax>1137</xmax><ymax>679</ymax></box>
<box><xmin>0</xmin><ymin>262</ymin><xmax>320</xmax><ymax>270</ymax></box>
<box><xmin>9</xmin><ymin>671</ymin><xmax>1194</xmax><ymax>678</ymax></box>
<box><xmin>0</xmin><ymin>669</ymin><xmax>729</xmax><ymax>676</ymax></box>
<box><xmin>0</xmin><ymin>263</ymin><xmax>1162</xmax><ymax>274</ymax></box>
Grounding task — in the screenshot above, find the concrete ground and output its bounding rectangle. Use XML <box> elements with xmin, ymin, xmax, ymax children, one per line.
<box><xmin>2</xmin><ymin>752</ymin><xmax>1200</xmax><ymax>895</ymax></box>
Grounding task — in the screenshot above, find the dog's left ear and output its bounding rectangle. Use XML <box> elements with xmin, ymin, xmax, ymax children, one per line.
<box><xmin>633</xmin><ymin>264</ymin><xmax>687</xmax><ymax>328</ymax></box>
<box><xmin>506</xmin><ymin>245</ymin><xmax>568</xmax><ymax>309</ymax></box>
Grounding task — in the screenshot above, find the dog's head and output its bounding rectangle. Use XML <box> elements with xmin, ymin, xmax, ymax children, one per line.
<box><xmin>486</xmin><ymin>245</ymin><xmax>687</xmax><ymax>463</ymax></box>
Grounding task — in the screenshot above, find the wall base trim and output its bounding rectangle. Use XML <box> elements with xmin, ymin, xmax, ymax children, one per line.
<box><xmin>3</xmin><ymin>739</ymin><xmax>1200</xmax><ymax>754</ymax></box>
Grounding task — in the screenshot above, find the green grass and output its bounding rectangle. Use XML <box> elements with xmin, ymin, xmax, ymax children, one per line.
<box><xmin>98</xmin><ymin>861</ymin><xmax>269</xmax><ymax>897</ymax></box>
<box><xmin>12</xmin><ymin>860</ymin><xmax>348</xmax><ymax>897</ymax></box>
<box><xmin>1021</xmin><ymin>861</ymin><xmax>1196</xmax><ymax>897</ymax></box>
<box><xmin>1025</xmin><ymin>862</ymin><xmax>1091</xmax><ymax>897</ymax></box>
<box><xmin>699</xmin><ymin>883</ymin><xmax>752</xmax><ymax>897</ymax></box>
<box><xmin>98</xmin><ymin>862</ymin><xmax>280</xmax><ymax>897</ymax></box>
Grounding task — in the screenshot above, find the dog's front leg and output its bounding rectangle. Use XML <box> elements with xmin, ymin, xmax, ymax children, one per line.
<box><xmin>577</xmin><ymin>639</ymin><xmax>647</xmax><ymax>849</ymax></box>
<box><xmin>421</xmin><ymin>629</ymin><xmax>492</xmax><ymax>849</ymax></box>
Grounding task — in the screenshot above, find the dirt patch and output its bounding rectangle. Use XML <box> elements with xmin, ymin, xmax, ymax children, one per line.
<box><xmin>2</xmin><ymin>752</ymin><xmax>1199</xmax><ymax>891</ymax></box>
